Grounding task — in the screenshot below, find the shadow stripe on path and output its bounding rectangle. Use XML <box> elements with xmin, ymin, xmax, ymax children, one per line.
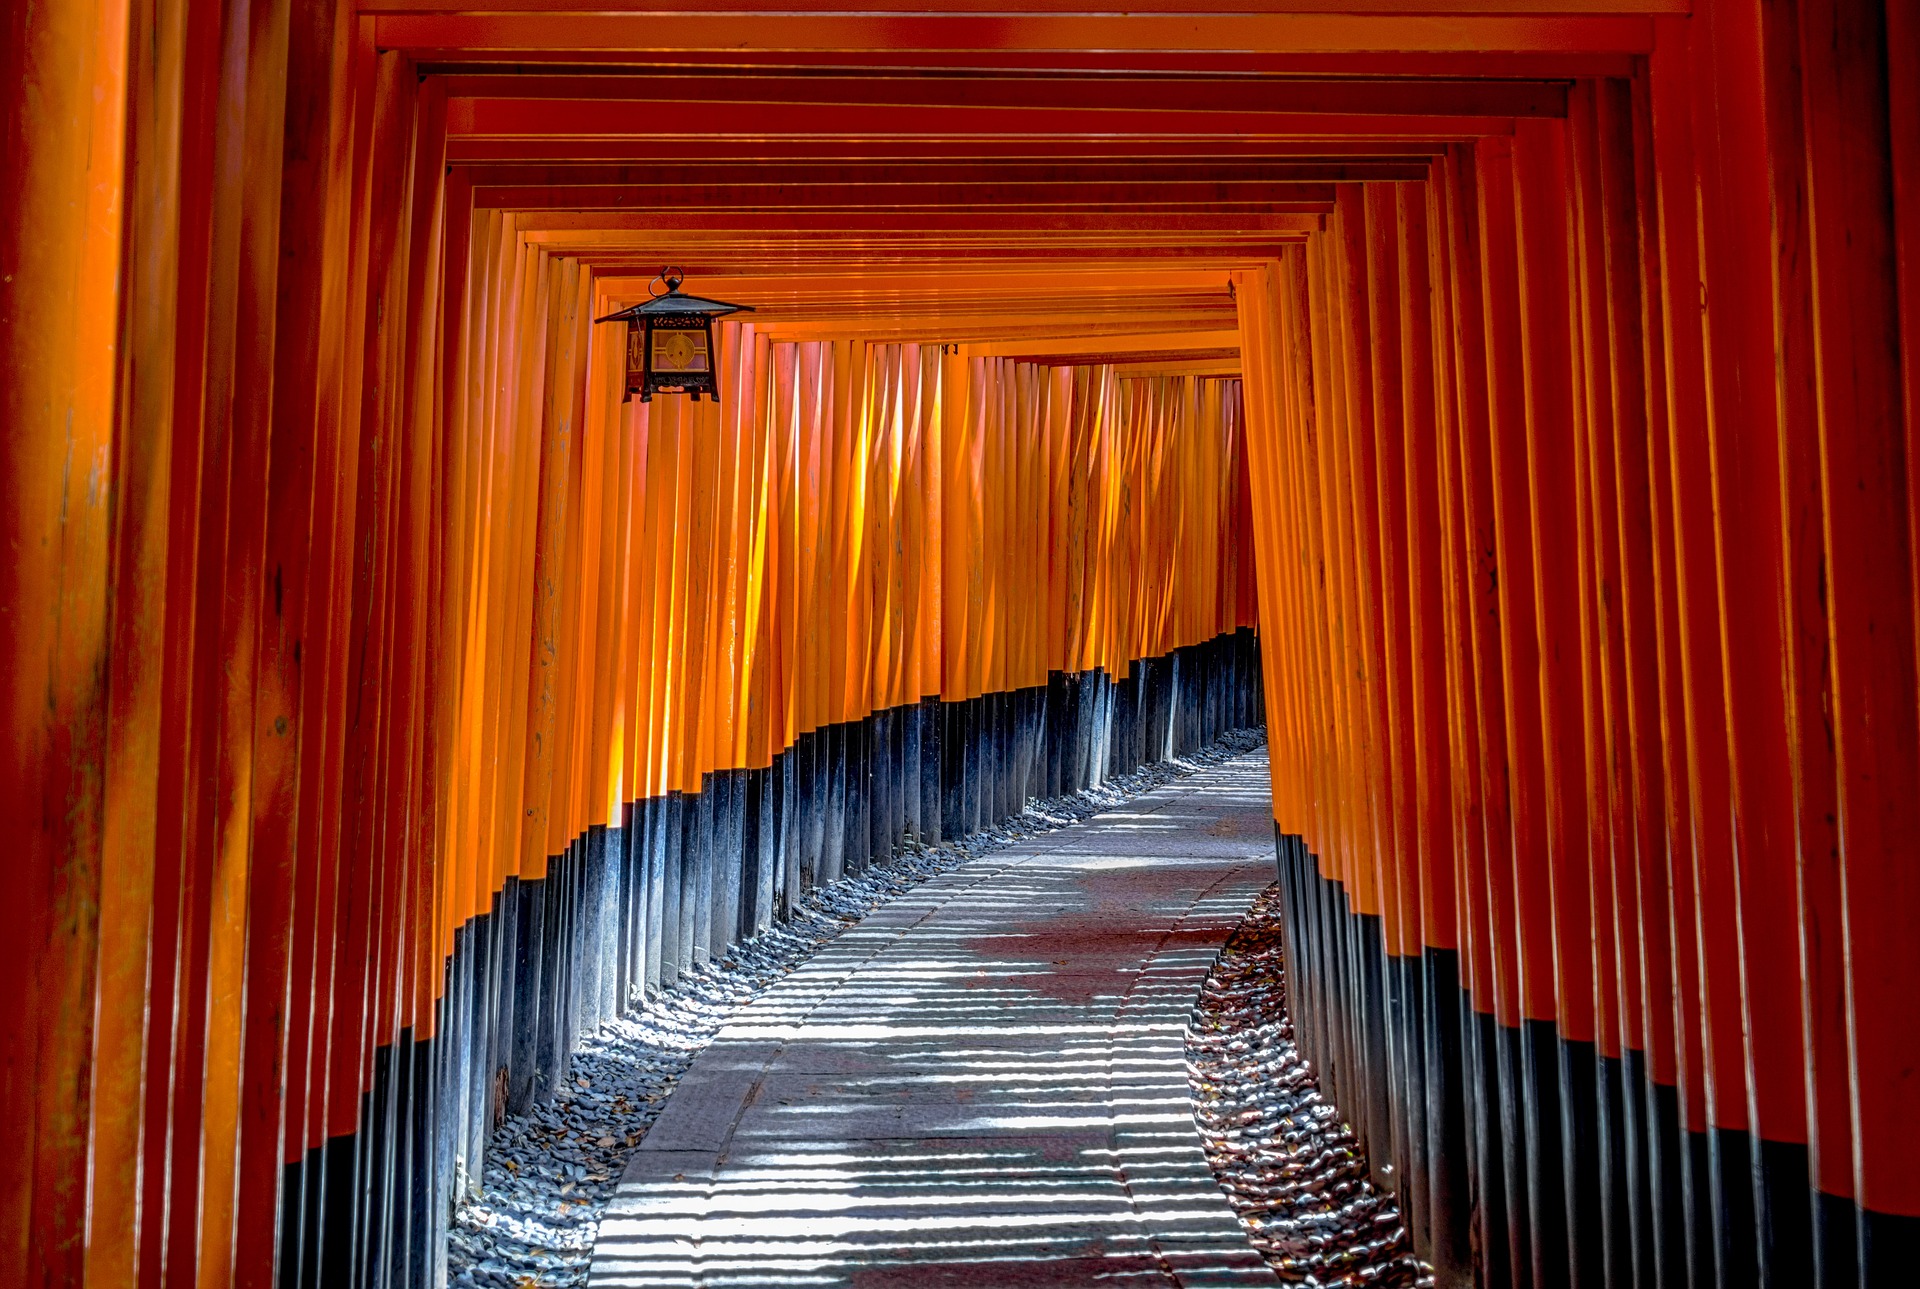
<box><xmin>590</xmin><ymin>750</ymin><xmax>1282</xmax><ymax>1289</ymax></box>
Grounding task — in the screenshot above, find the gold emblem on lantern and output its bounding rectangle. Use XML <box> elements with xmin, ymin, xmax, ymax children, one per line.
<box><xmin>652</xmin><ymin>328</ymin><xmax>708</xmax><ymax>373</ymax></box>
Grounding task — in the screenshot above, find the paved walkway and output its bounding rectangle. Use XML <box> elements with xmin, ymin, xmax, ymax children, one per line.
<box><xmin>590</xmin><ymin>750</ymin><xmax>1281</xmax><ymax>1288</ymax></box>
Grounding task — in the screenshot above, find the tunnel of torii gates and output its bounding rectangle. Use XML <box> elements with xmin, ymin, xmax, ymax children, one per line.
<box><xmin>3</xmin><ymin>0</ymin><xmax>1919</xmax><ymax>1286</ymax></box>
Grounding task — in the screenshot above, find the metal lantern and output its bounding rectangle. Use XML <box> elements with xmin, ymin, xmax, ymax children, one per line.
<box><xmin>594</xmin><ymin>268</ymin><xmax>754</xmax><ymax>405</ymax></box>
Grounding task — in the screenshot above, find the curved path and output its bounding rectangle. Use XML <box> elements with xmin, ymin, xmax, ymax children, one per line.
<box><xmin>590</xmin><ymin>749</ymin><xmax>1282</xmax><ymax>1288</ymax></box>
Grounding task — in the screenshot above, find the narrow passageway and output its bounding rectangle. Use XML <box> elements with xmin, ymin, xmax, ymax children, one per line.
<box><xmin>15</xmin><ymin>4</ymin><xmax>1920</xmax><ymax>1284</ymax></box>
<box><xmin>591</xmin><ymin>751</ymin><xmax>1280</xmax><ymax>1287</ymax></box>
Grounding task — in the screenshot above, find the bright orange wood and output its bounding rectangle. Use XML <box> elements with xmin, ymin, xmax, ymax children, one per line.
<box><xmin>12</xmin><ymin>3</ymin><xmax>1920</xmax><ymax>1280</ymax></box>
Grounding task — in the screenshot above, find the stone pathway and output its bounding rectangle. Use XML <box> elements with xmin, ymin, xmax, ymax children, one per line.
<box><xmin>589</xmin><ymin>750</ymin><xmax>1281</xmax><ymax>1287</ymax></box>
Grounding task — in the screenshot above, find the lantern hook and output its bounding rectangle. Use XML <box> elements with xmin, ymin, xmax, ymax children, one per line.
<box><xmin>650</xmin><ymin>267</ymin><xmax>686</xmax><ymax>298</ymax></box>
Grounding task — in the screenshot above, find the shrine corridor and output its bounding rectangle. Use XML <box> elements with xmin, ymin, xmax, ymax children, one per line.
<box><xmin>4</xmin><ymin>2</ymin><xmax>1919</xmax><ymax>1287</ymax></box>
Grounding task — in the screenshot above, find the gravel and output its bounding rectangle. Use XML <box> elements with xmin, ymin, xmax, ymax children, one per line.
<box><xmin>1187</xmin><ymin>882</ymin><xmax>1435</xmax><ymax>1288</ymax></box>
<box><xmin>448</xmin><ymin>727</ymin><xmax>1271</xmax><ymax>1287</ymax></box>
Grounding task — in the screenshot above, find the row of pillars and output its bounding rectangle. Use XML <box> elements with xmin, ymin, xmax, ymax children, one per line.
<box><xmin>276</xmin><ymin>630</ymin><xmax>1263</xmax><ymax>1289</ymax></box>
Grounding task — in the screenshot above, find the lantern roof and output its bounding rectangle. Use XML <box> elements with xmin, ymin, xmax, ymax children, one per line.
<box><xmin>594</xmin><ymin>270</ymin><xmax>754</xmax><ymax>325</ymax></box>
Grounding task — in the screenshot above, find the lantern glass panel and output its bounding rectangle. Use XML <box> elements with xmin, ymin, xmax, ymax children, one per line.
<box><xmin>625</xmin><ymin>323</ymin><xmax>646</xmax><ymax>394</ymax></box>
<box><xmin>649</xmin><ymin>319</ymin><xmax>710</xmax><ymax>376</ymax></box>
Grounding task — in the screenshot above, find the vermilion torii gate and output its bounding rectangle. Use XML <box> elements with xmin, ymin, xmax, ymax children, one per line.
<box><xmin>2</xmin><ymin>2</ymin><xmax>1915</xmax><ymax>1286</ymax></box>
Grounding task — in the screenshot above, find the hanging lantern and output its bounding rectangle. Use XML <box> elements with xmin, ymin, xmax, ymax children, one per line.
<box><xmin>594</xmin><ymin>268</ymin><xmax>754</xmax><ymax>405</ymax></box>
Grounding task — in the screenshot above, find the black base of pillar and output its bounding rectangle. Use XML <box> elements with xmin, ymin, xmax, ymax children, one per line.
<box><xmin>1269</xmin><ymin>826</ymin><xmax>1902</xmax><ymax>1289</ymax></box>
<box><xmin>276</xmin><ymin>627</ymin><xmax>1266</xmax><ymax>1287</ymax></box>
